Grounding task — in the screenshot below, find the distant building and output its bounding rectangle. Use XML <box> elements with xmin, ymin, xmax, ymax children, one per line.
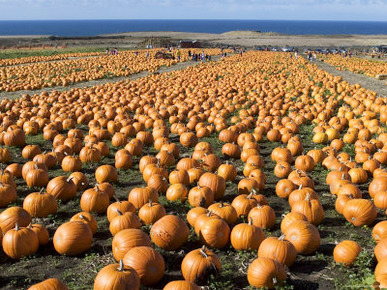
<box><xmin>178</xmin><ymin>40</ymin><xmax>201</xmax><ymax>48</ymax></box>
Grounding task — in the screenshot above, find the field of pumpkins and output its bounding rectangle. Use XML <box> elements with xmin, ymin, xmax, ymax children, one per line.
<box><xmin>318</xmin><ymin>54</ymin><xmax>387</xmax><ymax>78</ymax></box>
<box><xmin>0</xmin><ymin>48</ymin><xmax>225</xmax><ymax>92</ymax></box>
<box><xmin>0</xmin><ymin>50</ymin><xmax>386</xmax><ymax>289</ymax></box>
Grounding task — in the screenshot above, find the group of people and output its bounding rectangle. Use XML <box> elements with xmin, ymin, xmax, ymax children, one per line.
<box><xmin>188</xmin><ymin>50</ymin><xmax>211</xmax><ymax>61</ymax></box>
<box><xmin>105</xmin><ymin>48</ymin><xmax>118</xmax><ymax>55</ymax></box>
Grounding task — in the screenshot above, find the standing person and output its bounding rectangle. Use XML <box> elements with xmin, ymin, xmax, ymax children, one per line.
<box><xmin>114</xmin><ymin>48</ymin><xmax>118</xmax><ymax>55</ymax></box>
<box><xmin>146</xmin><ymin>51</ymin><xmax>150</xmax><ymax>60</ymax></box>
<box><xmin>105</xmin><ymin>47</ymin><xmax>109</xmax><ymax>55</ymax></box>
<box><xmin>188</xmin><ymin>50</ymin><xmax>191</xmax><ymax>57</ymax></box>
<box><xmin>294</xmin><ymin>51</ymin><xmax>298</xmax><ymax>60</ymax></box>
<box><xmin>176</xmin><ymin>49</ymin><xmax>181</xmax><ymax>61</ymax></box>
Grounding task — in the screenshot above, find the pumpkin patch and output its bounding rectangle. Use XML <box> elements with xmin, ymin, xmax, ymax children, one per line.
<box><xmin>0</xmin><ymin>49</ymin><xmax>386</xmax><ymax>288</ymax></box>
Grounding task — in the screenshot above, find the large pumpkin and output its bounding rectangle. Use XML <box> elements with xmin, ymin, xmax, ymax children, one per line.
<box><xmin>123</xmin><ymin>246</ymin><xmax>165</xmax><ymax>286</ymax></box>
<box><xmin>94</xmin><ymin>260</ymin><xmax>140</xmax><ymax>290</ymax></box>
<box><xmin>53</xmin><ymin>221</ymin><xmax>93</xmax><ymax>256</ymax></box>
<box><xmin>181</xmin><ymin>247</ymin><xmax>221</xmax><ymax>285</ymax></box>
<box><xmin>150</xmin><ymin>215</ymin><xmax>189</xmax><ymax>250</ymax></box>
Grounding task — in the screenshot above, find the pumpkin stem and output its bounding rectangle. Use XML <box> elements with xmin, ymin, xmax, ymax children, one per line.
<box><xmin>148</xmin><ymin>199</ymin><xmax>153</xmax><ymax>206</ymax></box>
<box><xmin>199</xmin><ymin>246</ymin><xmax>208</xmax><ymax>258</ymax></box>
<box><xmin>39</xmin><ymin>188</ymin><xmax>45</xmax><ymax>194</ymax></box>
<box><xmin>117</xmin><ymin>260</ymin><xmax>125</xmax><ymax>271</ymax></box>
<box><xmin>116</xmin><ymin>209</ymin><xmax>123</xmax><ymax>215</ymax></box>
<box><xmin>207</xmin><ymin>210</ymin><xmax>213</xmax><ymax>217</ymax></box>
<box><xmin>248</xmin><ymin>217</ymin><xmax>253</xmax><ymax>225</ymax></box>
<box><xmin>219</xmin><ymin>201</ymin><xmax>224</xmax><ymax>208</ymax></box>
<box><xmin>66</xmin><ymin>176</ymin><xmax>74</xmax><ymax>183</ymax></box>
<box><xmin>79</xmin><ymin>214</ymin><xmax>85</xmax><ymax>220</ymax></box>
<box><xmin>113</xmin><ymin>195</ymin><xmax>120</xmax><ymax>203</ymax></box>
<box><xmin>15</xmin><ymin>222</ymin><xmax>19</xmax><ymax>231</ymax></box>
<box><xmin>305</xmin><ymin>193</ymin><xmax>311</xmax><ymax>201</ymax></box>
<box><xmin>278</xmin><ymin>235</ymin><xmax>285</xmax><ymax>241</ymax></box>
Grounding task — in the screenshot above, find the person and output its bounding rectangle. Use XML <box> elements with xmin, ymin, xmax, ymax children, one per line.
<box><xmin>294</xmin><ymin>51</ymin><xmax>298</xmax><ymax>60</ymax></box>
<box><xmin>188</xmin><ymin>50</ymin><xmax>191</xmax><ymax>57</ymax></box>
<box><xmin>135</xmin><ymin>51</ymin><xmax>138</xmax><ymax>57</ymax></box>
<box><xmin>146</xmin><ymin>51</ymin><xmax>150</xmax><ymax>60</ymax></box>
<box><xmin>114</xmin><ymin>48</ymin><xmax>118</xmax><ymax>55</ymax></box>
<box><xmin>106</xmin><ymin>48</ymin><xmax>109</xmax><ymax>55</ymax></box>
<box><xmin>176</xmin><ymin>50</ymin><xmax>181</xmax><ymax>61</ymax></box>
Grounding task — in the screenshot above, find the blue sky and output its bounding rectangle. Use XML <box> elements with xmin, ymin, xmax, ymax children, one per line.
<box><xmin>0</xmin><ymin>0</ymin><xmax>387</xmax><ymax>21</ymax></box>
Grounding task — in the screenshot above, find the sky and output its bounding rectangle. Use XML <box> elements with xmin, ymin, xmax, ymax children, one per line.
<box><xmin>0</xmin><ymin>0</ymin><xmax>387</xmax><ymax>21</ymax></box>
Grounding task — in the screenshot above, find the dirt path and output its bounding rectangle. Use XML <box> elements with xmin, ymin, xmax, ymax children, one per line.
<box><xmin>0</xmin><ymin>55</ymin><xmax>224</xmax><ymax>100</ymax></box>
<box><xmin>308</xmin><ymin>56</ymin><xmax>387</xmax><ymax>97</ymax></box>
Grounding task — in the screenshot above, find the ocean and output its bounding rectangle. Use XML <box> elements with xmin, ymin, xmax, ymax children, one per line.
<box><xmin>0</xmin><ymin>20</ymin><xmax>386</xmax><ymax>37</ymax></box>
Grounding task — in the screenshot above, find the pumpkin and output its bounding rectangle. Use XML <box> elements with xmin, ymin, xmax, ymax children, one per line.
<box><xmin>280</xmin><ymin>212</ymin><xmax>307</xmax><ymax>233</ymax></box>
<box><xmin>128</xmin><ymin>187</ymin><xmax>158</xmax><ymax>209</ymax></box>
<box><xmin>112</xmin><ymin>228</ymin><xmax>151</xmax><ymax>261</ymax></box>
<box><xmin>373</xmin><ymin>221</ymin><xmax>387</xmax><ymax>243</ymax></box>
<box><xmin>275</xmin><ymin>179</ymin><xmax>296</xmax><ymax>199</ymax></box>
<box><xmin>274</xmin><ymin>161</ymin><xmax>292</xmax><ymax>178</ymax></box>
<box><xmin>2</xmin><ymin>223</ymin><xmax>39</xmax><ymax>259</ymax></box>
<box><xmin>181</xmin><ymin>246</ymin><xmax>221</xmax><ymax>285</ymax></box>
<box><xmin>230</xmin><ymin>218</ymin><xmax>265</xmax><ymax>250</ymax></box>
<box><xmin>342</xmin><ymin>199</ymin><xmax>377</xmax><ymax>226</ymax></box>
<box><xmin>295</xmin><ymin>155</ymin><xmax>315</xmax><ymax>172</ymax></box>
<box><xmin>150</xmin><ymin>215</ymin><xmax>189</xmax><ymax>250</ymax></box>
<box><xmin>369</xmin><ymin>176</ymin><xmax>387</xmax><ymax>198</ymax></box>
<box><xmin>207</xmin><ymin>201</ymin><xmax>238</xmax><ymax>225</ymax></box>
<box><xmin>94</xmin><ymin>260</ymin><xmax>140</xmax><ymax>290</ymax></box>
<box><xmin>123</xmin><ymin>246</ymin><xmax>165</xmax><ymax>286</ymax></box>
<box><xmin>25</xmin><ymin>164</ymin><xmax>49</xmax><ymax>187</ymax></box>
<box><xmin>166</xmin><ymin>183</ymin><xmax>188</xmax><ymax>202</ymax></box>
<box><xmin>109</xmin><ymin>210</ymin><xmax>141</xmax><ymax>236</ymax></box>
<box><xmin>0</xmin><ymin>182</ymin><xmax>17</xmax><ymax>207</ymax></box>
<box><xmin>28</xmin><ymin>278</ymin><xmax>68</xmax><ymax>290</ymax></box>
<box><xmin>198</xmin><ymin>172</ymin><xmax>226</xmax><ymax>200</ymax></box>
<box><xmin>69</xmin><ymin>171</ymin><xmax>89</xmax><ymax>191</ymax></box>
<box><xmin>95</xmin><ymin>165</ymin><xmax>118</xmax><ymax>184</ymax></box>
<box><xmin>23</xmin><ymin>189</ymin><xmax>58</xmax><ymax>217</ymax></box>
<box><xmin>199</xmin><ymin>218</ymin><xmax>230</xmax><ymax>249</ymax></box>
<box><xmin>163</xmin><ymin>280</ymin><xmax>200</xmax><ymax>290</ymax></box>
<box><xmin>333</xmin><ymin>240</ymin><xmax>361</xmax><ymax>266</ymax></box>
<box><xmin>291</xmin><ymin>195</ymin><xmax>324</xmax><ymax>225</ymax></box>
<box><xmin>188</xmin><ymin>185</ymin><xmax>214</xmax><ymax>208</ymax></box>
<box><xmin>258</xmin><ymin>236</ymin><xmax>297</xmax><ymax>267</ymax></box>
<box><xmin>107</xmin><ymin>199</ymin><xmax>136</xmax><ymax>222</ymax></box>
<box><xmin>80</xmin><ymin>186</ymin><xmax>110</xmax><ymax>214</ymax></box>
<box><xmin>28</xmin><ymin>223</ymin><xmax>49</xmax><ymax>246</ymax></box>
<box><xmin>70</xmin><ymin>212</ymin><xmax>98</xmax><ymax>235</ymax></box>
<box><xmin>53</xmin><ymin>221</ymin><xmax>93</xmax><ymax>255</ymax></box>
<box><xmin>169</xmin><ymin>169</ymin><xmax>190</xmax><ymax>185</ymax></box>
<box><xmin>186</xmin><ymin>207</ymin><xmax>208</xmax><ymax>227</ymax></box>
<box><xmin>248</xmin><ymin>204</ymin><xmax>276</xmax><ymax>229</ymax></box>
<box><xmin>231</xmin><ymin>193</ymin><xmax>258</xmax><ymax>217</ymax></box>
<box><xmin>283</xmin><ymin>220</ymin><xmax>320</xmax><ymax>255</ymax></box>
<box><xmin>247</xmin><ymin>257</ymin><xmax>287</xmax><ymax>289</ymax></box>
<box><xmin>217</xmin><ymin>162</ymin><xmax>237</xmax><ymax>181</ymax></box>
<box><xmin>374</xmin><ymin>238</ymin><xmax>387</xmax><ymax>261</ymax></box>
<box><xmin>47</xmin><ymin>176</ymin><xmax>77</xmax><ymax>201</ymax></box>
<box><xmin>0</xmin><ymin>206</ymin><xmax>32</xmax><ymax>233</ymax></box>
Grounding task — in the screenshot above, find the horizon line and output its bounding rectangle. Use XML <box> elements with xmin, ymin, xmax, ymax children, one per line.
<box><xmin>1</xmin><ymin>19</ymin><xmax>387</xmax><ymax>22</ymax></box>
